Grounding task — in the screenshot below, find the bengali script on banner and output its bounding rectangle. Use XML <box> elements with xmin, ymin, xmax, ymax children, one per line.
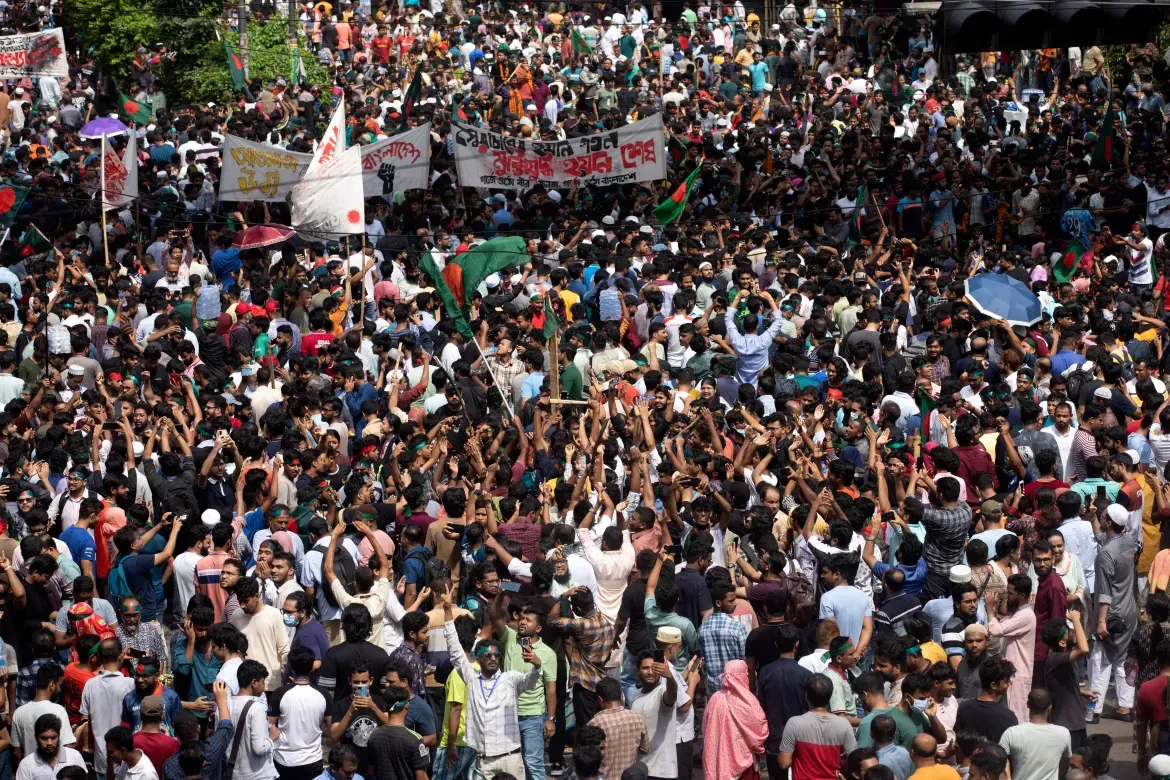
<box><xmin>451</xmin><ymin>116</ymin><xmax>666</xmax><ymax>190</ymax></box>
<box><xmin>0</xmin><ymin>29</ymin><xmax>66</xmax><ymax>79</ymax></box>
<box><xmin>220</xmin><ymin>135</ymin><xmax>313</xmax><ymax>202</ymax></box>
<box><xmin>361</xmin><ymin>123</ymin><xmax>431</xmax><ymax>197</ymax></box>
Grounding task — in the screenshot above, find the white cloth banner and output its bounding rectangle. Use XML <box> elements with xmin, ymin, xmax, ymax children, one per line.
<box><xmin>0</xmin><ymin>29</ymin><xmax>67</xmax><ymax>79</ymax></box>
<box><xmin>101</xmin><ymin>134</ymin><xmax>136</xmax><ymax>211</ymax></box>
<box><xmin>291</xmin><ymin>145</ymin><xmax>365</xmax><ymax>237</ymax></box>
<box><xmin>310</xmin><ymin>100</ymin><xmax>345</xmax><ymax>173</ymax></box>
<box><xmin>220</xmin><ymin>135</ymin><xmax>312</xmax><ymax>202</ymax></box>
<box><xmin>451</xmin><ymin>115</ymin><xmax>666</xmax><ymax>191</ymax></box>
<box><xmin>360</xmin><ymin>123</ymin><xmax>431</xmax><ymax>197</ymax></box>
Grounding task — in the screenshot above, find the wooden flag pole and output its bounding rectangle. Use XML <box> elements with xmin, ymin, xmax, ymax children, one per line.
<box><xmin>100</xmin><ymin>134</ymin><xmax>110</xmax><ymax>268</ymax></box>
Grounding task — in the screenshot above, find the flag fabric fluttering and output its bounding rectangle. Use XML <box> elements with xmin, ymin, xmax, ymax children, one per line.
<box><xmin>540</xmin><ymin>293</ymin><xmax>559</xmax><ymax>341</ymax></box>
<box><xmin>400</xmin><ymin>66</ymin><xmax>423</xmax><ymax>131</ymax></box>
<box><xmin>290</xmin><ymin>145</ymin><xmax>365</xmax><ymax>238</ymax></box>
<box><xmin>419</xmin><ymin>237</ymin><xmax>529</xmax><ymax>340</ymax></box>
<box><xmin>117</xmin><ymin>93</ymin><xmax>151</xmax><ymax>124</ymax></box>
<box><xmin>652</xmin><ymin>163</ymin><xmax>703</xmax><ymax>225</ymax></box>
<box><xmin>101</xmin><ymin>134</ymin><xmax>135</xmax><ymax>212</ymax></box>
<box><xmin>1092</xmin><ymin>101</ymin><xmax>1116</xmax><ymax>171</ymax></box>
<box><xmin>846</xmin><ymin>184</ymin><xmax>868</xmax><ymax>248</ymax></box>
<box><xmin>0</xmin><ymin>181</ymin><xmax>29</xmax><ymax>234</ymax></box>
<box><xmin>571</xmin><ymin>28</ymin><xmax>592</xmax><ymax>54</ymax></box>
<box><xmin>224</xmin><ymin>40</ymin><xmax>246</xmax><ymax>91</ymax></box>
<box><xmin>310</xmin><ymin>100</ymin><xmax>345</xmax><ymax>173</ymax></box>
<box><xmin>18</xmin><ymin>225</ymin><xmax>50</xmax><ymax>257</ymax></box>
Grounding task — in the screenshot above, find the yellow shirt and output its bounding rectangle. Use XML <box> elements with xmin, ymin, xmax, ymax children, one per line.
<box><xmin>558</xmin><ymin>289</ymin><xmax>580</xmax><ymax>322</ymax></box>
<box><xmin>440</xmin><ymin>660</ymin><xmax>477</xmax><ymax>748</ymax></box>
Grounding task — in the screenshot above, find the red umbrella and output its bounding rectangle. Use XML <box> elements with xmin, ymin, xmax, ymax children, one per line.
<box><xmin>231</xmin><ymin>224</ymin><xmax>297</xmax><ymax>250</ymax></box>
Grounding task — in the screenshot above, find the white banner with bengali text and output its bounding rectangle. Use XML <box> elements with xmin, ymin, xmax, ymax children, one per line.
<box><xmin>219</xmin><ymin>135</ymin><xmax>313</xmax><ymax>202</ymax></box>
<box><xmin>451</xmin><ymin>116</ymin><xmax>666</xmax><ymax>191</ymax></box>
<box><xmin>0</xmin><ymin>28</ymin><xmax>67</xmax><ymax>79</ymax></box>
<box><xmin>360</xmin><ymin>123</ymin><xmax>431</xmax><ymax>197</ymax></box>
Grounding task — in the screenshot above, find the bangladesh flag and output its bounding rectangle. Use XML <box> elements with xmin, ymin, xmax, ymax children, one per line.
<box><xmin>419</xmin><ymin>236</ymin><xmax>528</xmax><ymax>340</ymax></box>
<box><xmin>652</xmin><ymin>163</ymin><xmax>702</xmax><ymax>225</ymax></box>
<box><xmin>225</xmin><ymin>40</ymin><xmax>246</xmax><ymax>91</ymax></box>
<box><xmin>571</xmin><ymin>28</ymin><xmax>592</xmax><ymax>55</ymax></box>
<box><xmin>1092</xmin><ymin>101</ymin><xmax>1116</xmax><ymax>171</ymax></box>
<box><xmin>847</xmin><ymin>184</ymin><xmax>868</xmax><ymax>248</ymax></box>
<box><xmin>0</xmin><ymin>180</ymin><xmax>28</xmax><ymax>232</ymax></box>
<box><xmin>1055</xmin><ymin>207</ymin><xmax>1096</xmax><ymax>285</ymax></box>
<box><xmin>400</xmin><ymin>66</ymin><xmax>422</xmax><ymax>131</ymax></box>
<box><xmin>540</xmin><ymin>293</ymin><xmax>559</xmax><ymax>342</ymax></box>
<box><xmin>18</xmin><ymin>225</ymin><xmax>50</xmax><ymax>257</ymax></box>
<box><xmin>118</xmin><ymin>93</ymin><xmax>151</xmax><ymax>124</ymax></box>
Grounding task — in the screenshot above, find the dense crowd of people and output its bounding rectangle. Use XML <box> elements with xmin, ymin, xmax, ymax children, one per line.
<box><xmin>4</xmin><ymin>1</ymin><xmax>1170</xmax><ymax>780</ymax></box>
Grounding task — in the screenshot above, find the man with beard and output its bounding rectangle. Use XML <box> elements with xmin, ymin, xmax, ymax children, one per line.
<box><xmin>1030</xmin><ymin>539</ymin><xmax>1067</xmax><ymax>688</ymax></box>
<box><xmin>114</xmin><ymin>597</ymin><xmax>166</xmax><ymax>664</ymax></box>
<box><xmin>630</xmin><ymin>648</ymin><xmax>685</xmax><ymax>780</ymax></box>
<box><xmin>941</xmin><ymin>583</ymin><xmax>979</xmax><ymax>670</ymax></box>
<box><xmin>119</xmin><ymin>654</ymin><xmax>182</xmax><ymax>734</ymax></box>
<box><xmin>15</xmin><ymin>714</ymin><xmax>85</xmax><ymax>780</ymax></box>
<box><xmin>956</xmin><ymin>624</ymin><xmax>993</xmax><ymax>700</ymax></box>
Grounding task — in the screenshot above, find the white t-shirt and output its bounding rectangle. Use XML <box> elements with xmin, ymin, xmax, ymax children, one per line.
<box><xmin>270</xmin><ymin>682</ymin><xmax>331</xmax><ymax>766</ymax></box>
<box><xmin>1130</xmin><ymin>237</ymin><xmax>1155</xmax><ymax>284</ymax></box>
<box><xmin>12</xmin><ymin>700</ymin><xmax>75</xmax><ymax>754</ymax></box>
<box><xmin>173</xmin><ymin>551</ymin><xmax>201</xmax><ymax>618</ymax></box>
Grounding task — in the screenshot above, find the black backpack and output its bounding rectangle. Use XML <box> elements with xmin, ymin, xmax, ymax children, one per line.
<box><xmin>1064</xmin><ymin>366</ymin><xmax>1094</xmax><ymax>406</ymax></box>
<box><xmin>313</xmin><ymin>540</ymin><xmax>357</xmax><ymax>606</ymax></box>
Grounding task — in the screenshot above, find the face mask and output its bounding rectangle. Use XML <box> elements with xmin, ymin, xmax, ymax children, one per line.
<box><xmin>283</xmin><ymin>614</ymin><xmax>298</xmax><ymax>628</ymax></box>
<box><xmin>912</xmin><ymin>698</ymin><xmax>930</xmax><ymax>712</ymax></box>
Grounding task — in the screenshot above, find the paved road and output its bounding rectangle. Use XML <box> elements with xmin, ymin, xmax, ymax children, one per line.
<box><xmin>1092</xmin><ymin>713</ymin><xmax>1139</xmax><ymax>780</ymax></box>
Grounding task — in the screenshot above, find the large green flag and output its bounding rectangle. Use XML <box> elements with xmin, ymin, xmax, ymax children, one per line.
<box><xmin>420</xmin><ymin>236</ymin><xmax>528</xmax><ymax>340</ymax></box>
<box><xmin>118</xmin><ymin>93</ymin><xmax>151</xmax><ymax>124</ymax></box>
<box><xmin>540</xmin><ymin>292</ymin><xmax>559</xmax><ymax>342</ymax></box>
<box><xmin>652</xmin><ymin>164</ymin><xmax>702</xmax><ymax>225</ymax></box>
<box><xmin>0</xmin><ymin>180</ymin><xmax>28</xmax><ymax>237</ymax></box>
<box><xmin>1092</xmin><ymin>102</ymin><xmax>1117</xmax><ymax>171</ymax></box>
<box><xmin>570</xmin><ymin>29</ymin><xmax>592</xmax><ymax>54</ymax></box>
<box><xmin>225</xmin><ymin>40</ymin><xmax>246</xmax><ymax>91</ymax></box>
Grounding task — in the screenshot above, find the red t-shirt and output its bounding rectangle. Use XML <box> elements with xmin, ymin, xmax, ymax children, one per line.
<box><xmin>301</xmin><ymin>331</ymin><xmax>334</xmax><ymax>356</ymax></box>
<box><xmin>1137</xmin><ymin>674</ymin><xmax>1169</xmax><ymax>726</ymax></box>
<box><xmin>62</xmin><ymin>662</ymin><xmax>95</xmax><ymax>725</ymax></box>
<box><xmin>1023</xmin><ymin>479</ymin><xmax>1069</xmax><ymax>501</ymax></box>
<box><xmin>135</xmin><ymin>732</ymin><xmax>180</xmax><ymax>778</ymax></box>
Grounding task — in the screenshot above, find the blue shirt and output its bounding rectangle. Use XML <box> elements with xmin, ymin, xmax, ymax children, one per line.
<box><xmin>173</xmin><ymin>632</ymin><xmax>223</xmax><ymax>717</ymax></box>
<box><xmin>521</xmin><ymin>371</ymin><xmax>545</xmax><ymax>401</ymax></box>
<box><xmin>748</xmin><ymin>61</ymin><xmax>769</xmax><ymax>91</ymax></box>
<box><xmin>928</xmin><ymin>190</ymin><xmax>954</xmax><ymax>228</ymax></box>
<box><xmin>1049</xmin><ymin>349</ymin><xmax>1083</xmax><ymax>377</ymax></box>
<box><xmin>877</xmin><ymin>743</ymin><xmax>916</xmax><ymax>780</ymax></box>
<box><xmin>211</xmin><ymin>248</ymin><xmax>242</xmax><ymax>287</ymax></box>
<box><xmin>60</xmin><ymin>525</ymin><xmax>96</xmax><ymax>568</ymax></box>
<box><xmin>871</xmin><ymin>556</ymin><xmax>928</xmax><ymax>598</ymax></box>
<box><xmin>116</xmin><ymin>551</ymin><xmax>162</xmax><ymax>622</ymax></box>
<box><xmin>723</xmin><ymin>308</ymin><xmax>784</xmax><ymax>387</ymax></box>
<box><xmin>818</xmin><ymin>584</ymin><xmax>873</xmax><ymax>645</ymax></box>
<box><xmin>698</xmin><ymin>611</ymin><xmax>748</xmax><ymax>692</ymax></box>
<box><xmin>122</xmin><ymin>685</ymin><xmax>183</xmax><ymax>733</ymax></box>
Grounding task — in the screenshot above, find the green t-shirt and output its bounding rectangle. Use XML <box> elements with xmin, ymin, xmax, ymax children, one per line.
<box><xmin>253</xmin><ymin>332</ymin><xmax>271</xmax><ymax>361</ymax></box>
<box><xmin>856</xmin><ymin>705</ymin><xmax>929</xmax><ymax>750</ymax></box>
<box><xmin>501</xmin><ymin>626</ymin><xmax>558</xmax><ymax>717</ymax></box>
<box><xmin>560</xmin><ymin>364</ymin><xmax>583</xmax><ymax>401</ymax></box>
<box><xmin>644</xmin><ymin>594</ymin><xmax>699</xmax><ymax>671</ymax></box>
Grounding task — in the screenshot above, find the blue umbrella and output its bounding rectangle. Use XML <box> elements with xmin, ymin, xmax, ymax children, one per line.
<box><xmin>79</xmin><ymin>117</ymin><xmax>128</xmax><ymax>139</ymax></box>
<box><xmin>963</xmin><ymin>273</ymin><xmax>1042</xmax><ymax>328</ymax></box>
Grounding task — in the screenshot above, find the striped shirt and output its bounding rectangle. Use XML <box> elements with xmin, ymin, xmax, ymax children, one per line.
<box><xmin>443</xmin><ymin>620</ymin><xmax>541</xmax><ymax>758</ymax></box>
<box><xmin>942</xmin><ymin>612</ymin><xmax>975</xmax><ymax>658</ymax></box>
<box><xmin>195</xmin><ymin>550</ymin><xmax>231</xmax><ymax>623</ymax></box>
<box><xmin>699</xmin><ymin>611</ymin><xmax>748</xmax><ymax>693</ymax></box>
<box><xmin>920</xmin><ymin>502</ymin><xmax>972</xmax><ymax>579</ymax></box>
<box><xmin>549</xmin><ymin>611</ymin><xmax>615</xmax><ymax>693</ymax></box>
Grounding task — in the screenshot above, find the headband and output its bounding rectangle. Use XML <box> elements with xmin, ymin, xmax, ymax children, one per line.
<box><xmin>823</xmin><ymin>639</ymin><xmax>854</xmax><ymax>661</ymax></box>
<box><xmin>475</xmin><ymin>645</ymin><xmax>501</xmax><ymax>658</ymax></box>
<box><xmin>387</xmin><ymin>698</ymin><xmax>408</xmax><ymax>713</ymax></box>
<box><xmin>135</xmin><ymin>664</ymin><xmax>159</xmax><ymax>675</ymax></box>
<box><xmin>121</xmin><ymin>603</ymin><xmax>142</xmax><ymax>614</ymax></box>
<box><xmin>904</xmin><ymin>644</ymin><xmax>922</xmax><ymax>656</ymax></box>
<box><xmin>85</xmin><ymin>640</ymin><xmax>102</xmax><ymax>657</ymax></box>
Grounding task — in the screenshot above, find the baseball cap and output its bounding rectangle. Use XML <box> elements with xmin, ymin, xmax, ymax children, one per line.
<box><xmin>141</xmin><ymin>695</ymin><xmax>165</xmax><ymax>719</ymax></box>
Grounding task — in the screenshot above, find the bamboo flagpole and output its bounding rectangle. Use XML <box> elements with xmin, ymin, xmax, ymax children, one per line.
<box><xmin>469</xmin><ymin>333</ymin><xmax>516</xmax><ymax>420</ymax></box>
<box><xmin>100</xmin><ymin>134</ymin><xmax>109</xmax><ymax>268</ymax></box>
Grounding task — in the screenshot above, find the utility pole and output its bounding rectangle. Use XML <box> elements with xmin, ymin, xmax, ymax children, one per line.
<box><xmin>238</xmin><ymin>0</ymin><xmax>249</xmax><ymax>78</ymax></box>
<box><xmin>288</xmin><ymin>0</ymin><xmax>299</xmax><ymax>85</ymax></box>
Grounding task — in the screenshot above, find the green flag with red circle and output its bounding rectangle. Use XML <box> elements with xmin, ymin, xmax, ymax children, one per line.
<box><xmin>652</xmin><ymin>162</ymin><xmax>703</xmax><ymax>225</ymax></box>
<box><xmin>0</xmin><ymin>180</ymin><xmax>28</xmax><ymax>233</ymax></box>
<box><xmin>117</xmin><ymin>92</ymin><xmax>151</xmax><ymax>124</ymax></box>
<box><xmin>224</xmin><ymin>40</ymin><xmax>246</xmax><ymax>91</ymax></box>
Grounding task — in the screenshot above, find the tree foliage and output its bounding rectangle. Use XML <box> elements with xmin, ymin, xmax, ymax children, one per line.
<box><xmin>181</xmin><ymin>17</ymin><xmax>330</xmax><ymax>104</ymax></box>
<box><xmin>69</xmin><ymin>0</ymin><xmax>328</xmax><ymax>107</ymax></box>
